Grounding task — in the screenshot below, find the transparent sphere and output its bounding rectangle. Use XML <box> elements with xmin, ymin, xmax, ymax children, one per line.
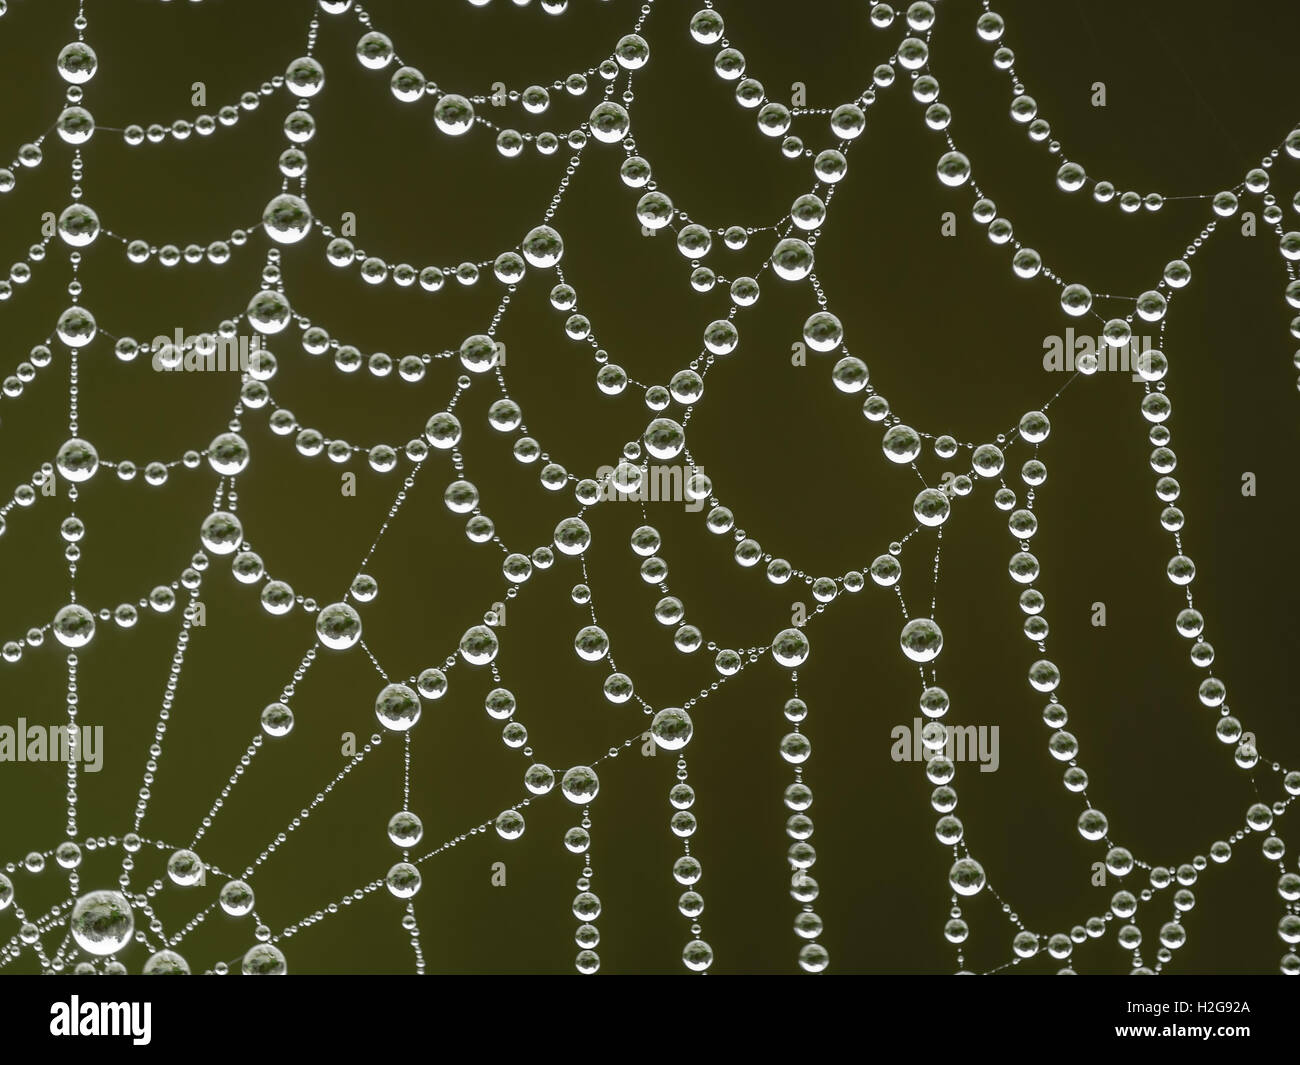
<box><xmin>53</xmin><ymin>603</ymin><xmax>95</xmax><ymax>648</ymax></box>
<box><xmin>434</xmin><ymin>93</ymin><xmax>475</xmax><ymax>135</ymax></box>
<box><xmin>771</xmin><ymin>627</ymin><xmax>810</xmax><ymax>667</ymax></box>
<box><xmin>554</xmin><ymin>516</ymin><xmax>591</xmax><ymax>556</ymax></box>
<box><xmin>167</xmin><ymin>849</ymin><xmax>204</xmax><ymax>886</ymax></box>
<box><xmin>882</xmin><ymin>424</ymin><xmax>922</xmax><ymax>463</ymax></box>
<box><xmin>57</xmin><ymin>42</ymin><xmax>98</xmax><ymax>84</ymax></box>
<box><xmin>644</xmin><ymin>417</ymin><xmax>685</xmax><ymax>459</ymax></box>
<box><xmin>948</xmin><ymin>858</ymin><xmax>986</xmax><ymax>896</ymax></box>
<box><xmin>142</xmin><ymin>949</ymin><xmax>190</xmax><ymax>975</ymax></box>
<box><xmin>57</xmin><ymin>106</ymin><xmax>94</xmax><ymax>144</ymax></box>
<box><xmin>495</xmin><ymin>809</ymin><xmax>526</xmax><ymax>840</ymax></box>
<box><xmin>56</xmin><ymin>437</ymin><xmax>99</xmax><ymax>482</ymax></box>
<box><xmin>682</xmin><ymin>939</ymin><xmax>714</xmax><ymax>971</ymax></box>
<box><xmin>246</xmin><ymin>289</ymin><xmax>292</xmax><ymax>334</ymax></box>
<box><xmin>388</xmin><ymin>811</ymin><xmax>424</xmax><ymax>847</ymax></box>
<box><xmin>521</xmin><ymin>224</ymin><xmax>564</xmax><ymax>267</ymax></box>
<box><xmin>207</xmin><ymin>431</ymin><xmax>250</xmax><ymax>475</ymax></box>
<box><xmin>200</xmin><ymin>510</ymin><xmax>243</xmax><ymax>555</ymax></box>
<box><xmin>386</xmin><ymin>862</ymin><xmax>421</xmax><ymax>898</ymax></box>
<box><xmin>58</xmin><ymin>203</ymin><xmax>100</xmax><ymax>246</ymax></box>
<box><xmin>285</xmin><ymin>56</ymin><xmax>325</xmax><ymax>98</ymax></box>
<box><xmin>971</xmin><ymin>443</ymin><xmax>1005</xmax><ymax>478</ymax></box>
<box><xmin>913</xmin><ymin>488</ymin><xmax>950</xmax><ymax>527</ymax></box>
<box><xmin>936</xmin><ymin>150</ymin><xmax>971</xmax><ymax>186</ymax></box>
<box><xmin>316</xmin><ymin>602</ymin><xmax>362</xmax><ymax>650</ymax></box>
<box><xmin>241</xmin><ymin>943</ymin><xmax>287</xmax><ymax>975</ymax></box>
<box><xmin>798</xmin><ymin>942</ymin><xmax>829</xmax><ymax>973</ymax></box>
<box><xmin>262</xmin><ymin>193</ymin><xmax>313</xmax><ymax>244</ymax></box>
<box><xmin>219</xmin><ymin>879</ymin><xmax>255</xmax><ymax>917</ymax></box>
<box><xmin>426</xmin><ymin>408</ymin><xmax>464</xmax><ymax>445</ymax></box>
<box><xmin>803</xmin><ymin>311</ymin><xmax>843</xmax><ymax>351</ymax></box>
<box><xmin>375</xmin><ymin>682</ymin><xmax>422</xmax><ymax>732</ymax></box>
<box><xmin>771</xmin><ymin>238</ymin><xmax>814</xmax><ymax>280</ymax></box>
<box><xmin>636</xmin><ymin>190</ymin><xmax>674</xmax><ymax>229</ymax></box>
<box><xmin>355</xmin><ymin>31</ymin><xmax>394</xmax><ymax>69</ymax></box>
<box><xmin>650</xmin><ymin>707</ymin><xmax>693</xmax><ymax>751</ymax></box>
<box><xmin>56</xmin><ymin>305</ymin><xmax>97</xmax><ymax>347</ymax></box>
<box><xmin>561</xmin><ymin>765</ymin><xmax>600</xmax><ymax>804</ymax></box>
<box><xmin>70</xmin><ymin>890</ymin><xmax>134</xmax><ymax>956</ymax></box>
<box><xmin>459</xmin><ymin>624</ymin><xmax>499</xmax><ymax>665</ymax></box>
<box><xmin>1060</xmin><ymin>283</ymin><xmax>1093</xmax><ymax>317</ymax></box>
<box><xmin>900</xmin><ymin>618</ymin><xmax>943</xmax><ymax>662</ymax></box>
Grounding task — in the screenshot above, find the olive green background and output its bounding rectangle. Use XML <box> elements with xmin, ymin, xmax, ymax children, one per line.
<box><xmin>0</xmin><ymin>0</ymin><xmax>1297</xmax><ymax>974</ymax></box>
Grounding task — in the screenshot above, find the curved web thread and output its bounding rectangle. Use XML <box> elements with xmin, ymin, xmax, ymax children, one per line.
<box><xmin>0</xmin><ymin>0</ymin><xmax>1295</xmax><ymax>976</ymax></box>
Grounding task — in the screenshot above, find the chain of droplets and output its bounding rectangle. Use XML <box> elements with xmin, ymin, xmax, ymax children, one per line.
<box><xmin>0</xmin><ymin>833</ymin><xmax>248</xmax><ymax>973</ymax></box>
<box><xmin>94</xmin><ymin>0</ymin><xmax>1300</xmax><ymax>972</ymax></box>
<box><xmin>0</xmin><ymin>0</ymin><xmax>451</xmax><ymax>973</ymax></box>
<box><xmin>0</xmin><ymin>2</ymin><xmax>1170</xmax><ymax>983</ymax></box>
<box><xmin>0</xmin><ymin>0</ymin><xmax>1294</xmax><ymax>972</ymax></box>
<box><xmin>871</xmin><ymin>4</ymin><xmax>1299</xmax><ymax>970</ymax></box>
<box><xmin>229</xmin><ymin>7</ymin><xmax>822</xmax><ymax>981</ymax></box>
<box><xmin>930</xmin><ymin>12</ymin><xmax>1297</xmax><ymax>974</ymax></box>
<box><xmin>676</xmin><ymin>0</ymin><xmax>1300</xmax><ymax>972</ymax></box>
<box><xmin>616</xmin><ymin>0</ymin><xmax>1300</xmax><ymax>972</ymax></box>
<box><xmin>972</xmin><ymin>2</ymin><xmax>1246</xmax><ymax>209</ymax></box>
<box><xmin>973</xmin><ymin>1</ymin><xmax>1300</xmax><ymax>393</ymax></box>
<box><xmin>781</xmin><ymin>677</ymin><xmax>827</xmax><ymax>972</ymax></box>
<box><xmin>570</xmin><ymin>808</ymin><xmax>599</xmax><ymax>973</ymax></box>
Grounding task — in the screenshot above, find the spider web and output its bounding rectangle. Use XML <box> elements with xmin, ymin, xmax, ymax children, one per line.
<box><xmin>0</xmin><ymin>0</ymin><xmax>1298</xmax><ymax>975</ymax></box>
